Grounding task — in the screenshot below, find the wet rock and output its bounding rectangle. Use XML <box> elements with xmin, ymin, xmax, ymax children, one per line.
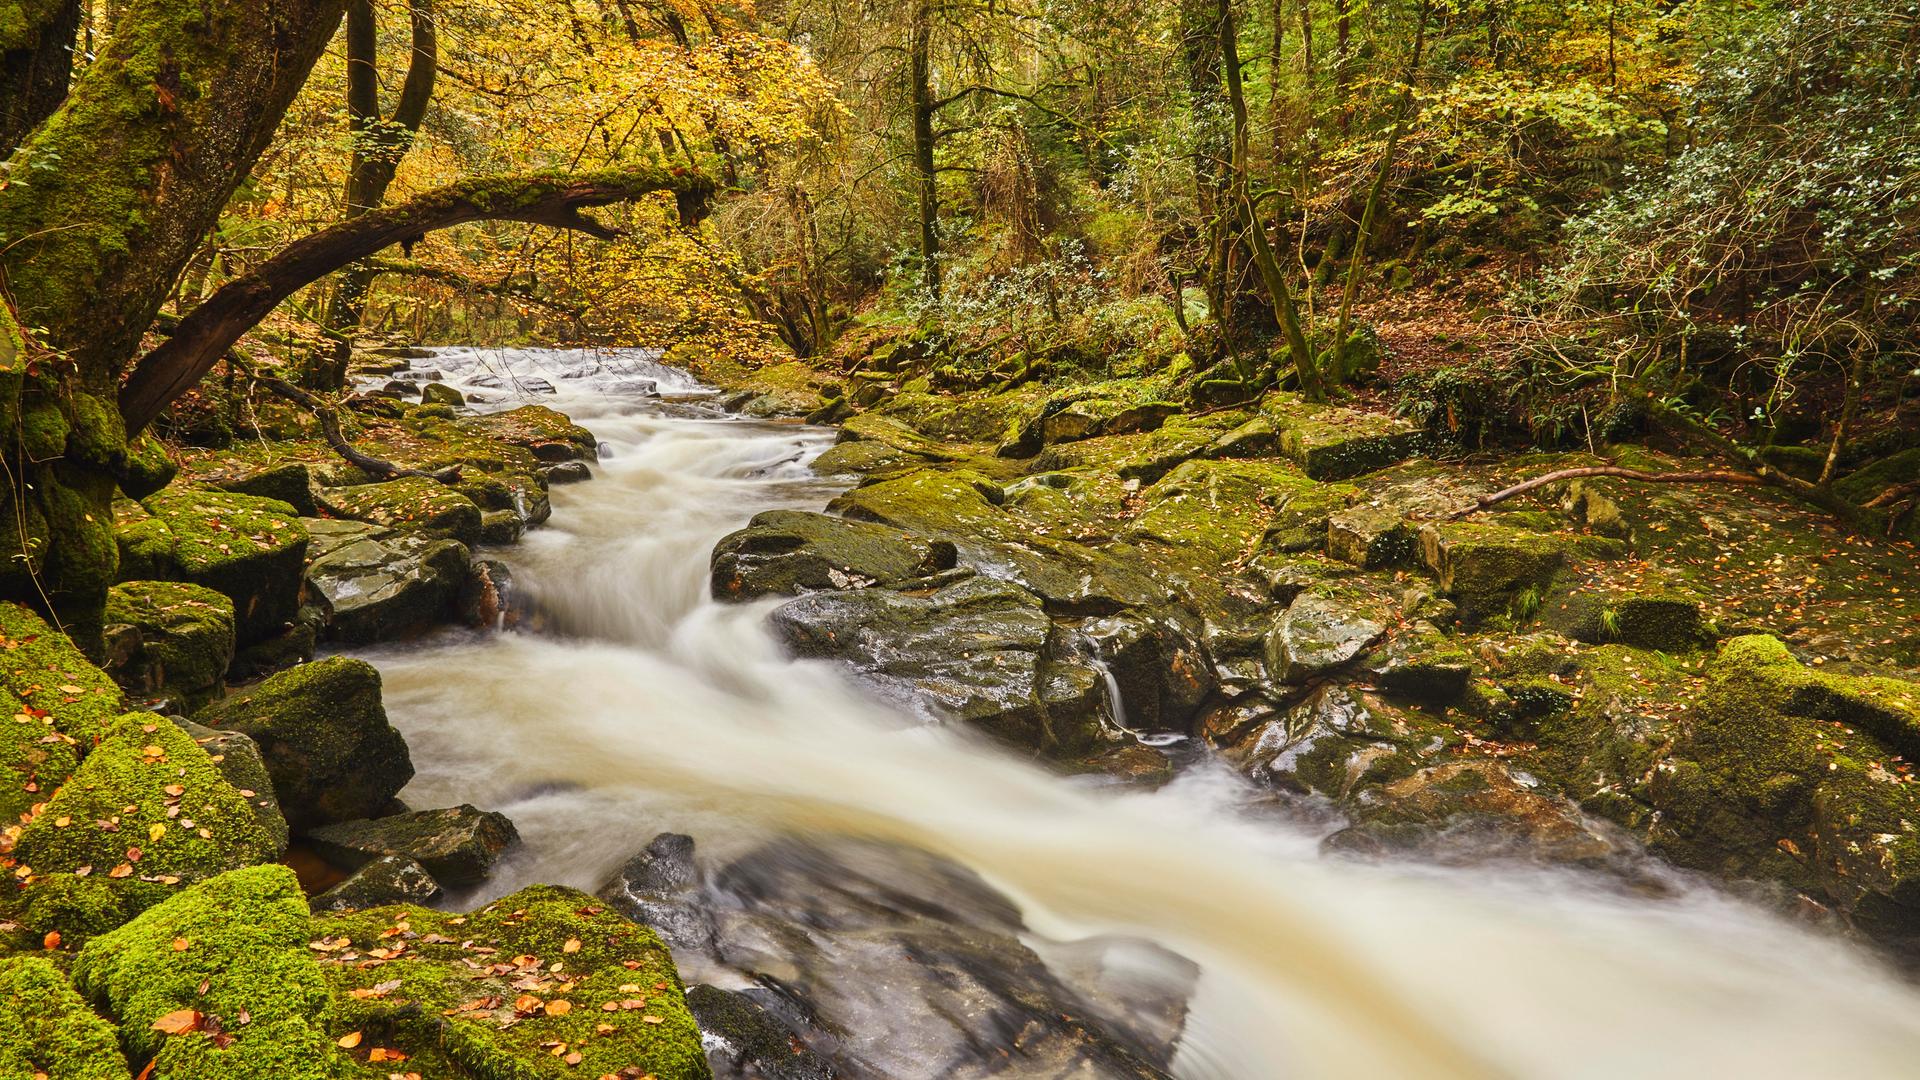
<box><xmin>697</xmin><ymin>838</ymin><xmax>1188</xmax><ymax>1080</ymax></box>
<box><xmin>1265</xmin><ymin>591</ymin><xmax>1388</xmax><ymax>683</ymax></box>
<box><xmin>471</xmin><ymin>403</ymin><xmax>600</xmax><ymax>462</ymax></box>
<box><xmin>1226</xmin><ymin>683</ymin><xmax>1442</xmax><ymax>798</ymax></box>
<box><xmin>1361</xmin><ymin>621</ymin><xmax>1475</xmax><ymax>704</ymax></box>
<box><xmin>1082</xmin><ymin>608</ymin><xmax>1215</xmax><ymax>735</ymax></box>
<box><xmin>458</xmin><ymin>558</ymin><xmax>522</xmax><ymax>630</ymax></box>
<box><xmin>711</xmin><ymin>510</ymin><xmax>956</xmax><ymax>601</ymax></box>
<box><xmin>228</xmin><ymin>616</ymin><xmax>318</xmax><ymax>680</ymax></box>
<box><xmin>1326</xmin><ymin>760</ymin><xmax>1624</xmax><ymax>867</ymax></box>
<box><xmin>770</xmin><ymin>576</ymin><xmax>1115</xmax><ymax>756</ymax></box>
<box><xmin>101</xmin><ymin>580</ymin><xmax>235</xmax><ymax>711</ymax></box>
<box><xmin>303</xmin><ymin>517</ymin><xmax>470</xmax><ymax>642</ymax></box>
<box><xmin>191</xmin><ymin>656</ymin><xmax>412</xmax><ymax>831</ymax></box>
<box><xmin>420</xmin><ymin>381</ymin><xmax>466</xmax><ymax>407</ymax></box>
<box><xmin>479</xmin><ymin>507</ymin><xmax>525</xmax><ymax>545</ymax></box>
<box><xmin>306</xmin><ymin>804</ymin><xmax>519</xmax><ymax>885</ymax></box>
<box><xmin>687</xmin><ymin>984</ymin><xmax>835</xmax><ymax>1080</ymax></box>
<box><xmin>12</xmin><ymin>715</ymin><xmax>283</xmax><ymax>942</ymax></box>
<box><xmin>172</xmin><ymin>716</ymin><xmax>289</xmax><ymax>852</ymax></box>
<box><xmin>545</xmin><ymin>459</ymin><xmax>593</xmax><ymax>484</ymax></box>
<box><xmin>597</xmin><ymin>832</ymin><xmax>717</xmax><ymax>953</ymax></box>
<box><xmin>310</xmin><ymin>853</ymin><xmax>441</xmax><ymax>911</ymax></box>
<box><xmin>322</xmin><ymin>475</ymin><xmax>484</xmax><ymax>548</ymax></box>
<box><xmin>114</xmin><ymin>489</ymin><xmax>309</xmax><ymax>645</ymax></box>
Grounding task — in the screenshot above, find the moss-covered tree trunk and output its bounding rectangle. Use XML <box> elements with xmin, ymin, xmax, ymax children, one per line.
<box><xmin>0</xmin><ymin>0</ymin><xmax>81</xmax><ymax>151</ymax></box>
<box><xmin>0</xmin><ymin>0</ymin><xmax>348</xmax><ymax>648</ymax></box>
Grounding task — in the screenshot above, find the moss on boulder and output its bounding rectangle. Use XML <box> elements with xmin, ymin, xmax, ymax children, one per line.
<box><xmin>12</xmin><ymin>715</ymin><xmax>282</xmax><ymax>942</ymax></box>
<box><xmin>710</xmin><ymin>510</ymin><xmax>956</xmax><ymax>601</ymax></box>
<box><xmin>102</xmin><ymin>581</ymin><xmax>235</xmax><ymax>711</ymax></box>
<box><xmin>1266</xmin><ymin>394</ymin><xmax>1421</xmax><ymax>480</ymax></box>
<box><xmin>190</xmin><ymin>657</ymin><xmax>411</xmax><ymax>832</ymax></box>
<box><xmin>470</xmin><ymin>404</ymin><xmax>599</xmax><ymax>463</ymax></box>
<box><xmin>0</xmin><ymin>602</ymin><xmax>124</xmax><ymax>823</ymax></box>
<box><xmin>70</xmin><ymin>865</ymin><xmax>344</xmax><ymax>1080</ymax></box>
<box><xmin>114</xmin><ymin>490</ymin><xmax>308</xmax><ymax>646</ymax></box>
<box><xmin>321</xmin><ymin>477</ymin><xmax>484</xmax><ymax>549</ymax></box>
<box><xmin>0</xmin><ymin>955</ymin><xmax>133</xmax><ymax>1079</ymax></box>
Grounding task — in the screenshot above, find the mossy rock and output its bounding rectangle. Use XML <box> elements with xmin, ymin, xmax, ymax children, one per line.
<box><xmin>809</xmin><ymin>437</ymin><xmax>934</xmax><ymax>478</ymax></box>
<box><xmin>874</xmin><ymin>387</ymin><xmax>1050</xmax><ymax>444</ymax></box>
<box><xmin>313</xmin><ymin>882</ymin><xmax>711</xmax><ymax>1079</ymax></box>
<box><xmin>1648</xmin><ymin>637</ymin><xmax>1920</xmax><ymax>941</ymax></box>
<box><xmin>114</xmin><ymin>490</ymin><xmax>308</xmax><ymax>646</ymax></box>
<box><xmin>322</xmin><ymin>477</ymin><xmax>484</xmax><ymax>549</ymax></box>
<box><xmin>70</xmin><ymin>865</ymin><xmax>346</xmax><ymax>1079</ymax></box>
<box><xmin>170</xmin><ymin>717</ymin><xmax>287</xmax><ymax>853</ymax></box>
<box><xmin>306</xmin><ymin>805</ymin><xmax>518</xmax><ymax>886</ymax></box>
<box><xmin>198</xmin><ymin>461</ymin><xmax>318</xmax><ymax>517</ymax></box>
<box><xmin>0</xmin><ymin>955</ymin><xmax>133</xmax><ymax>1079</ymax></box>
<box><xmin>117</xmin><ymin>435</ymin><xmax>178</xmax><ymax>502</ymax></box>
<box><xmin>191</xmin><ymin>657</ymin><xmax>411</xmax><ymax>832</ymax></box>
<box><xmin>1417</xmin><ymin>521</ymin><xmax>1581</xmax><ymax>618</ymax></box>
<box><xmin>12</xmin><ymin>715</ymin><xmax>282</xmax><ymax>942</ymax></box>
<box><xmin>0</xmin><ymin>603</ymin><xmax>125</xmax><ymax>823</ymax></box>
<box><xmin>1266</xmin><ymin>394</ymin><xmax>1421</xmax><ymax>480</ymax></box>
<box><xmin>102</xmin><ymin>581</ymin><xmax>235</xmax><ymax>712</ymax></box>
<box><xmin>1026</xmin><ymin>411</ymin><xmax>1250</xmax><ymax>484</ymax></box>
<box><xmin>303</xmin><ymin>518</ymin><xmax>470</xmax><ymax>644</ymax></box>
<box><xmin>711</xmin><ymin>510</ymin><xmax>956</xmax><ymax>601</ymax></box>
<box><xmin>1541</xmin><ymin>590</ymin><xmax>1714</xmax><ymax>652</ymax></box>
<box><xmin>1226</xmin><ymin>684</ymin><xmax>1452</xmax><ymax>799</ymax></box>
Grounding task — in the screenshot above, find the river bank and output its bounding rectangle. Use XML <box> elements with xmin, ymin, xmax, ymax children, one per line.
<box><xmin>7</xmin><ymin>344</ymin><xmax>1920</xmax><ymax>1078</ymax></box>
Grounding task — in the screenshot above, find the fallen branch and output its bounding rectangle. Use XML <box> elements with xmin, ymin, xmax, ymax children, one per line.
<box><xmin>1448</xmin><ymin>466</ymin><xmax>1763</xmax><ymax>518</ymax></box>
<box><xmin>119</xmin><ymin>166</ymin><xmax>712</xmax><ymax>434</ymax></box>
<box><xmin>1864</xmin><ymin>478</ymin><xmax>1920</xmax><ymax>509</ymax></box>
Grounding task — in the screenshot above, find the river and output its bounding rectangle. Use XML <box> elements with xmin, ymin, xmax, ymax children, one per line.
<box><xmin>352</xmin><ymin>346</ymin><xmax>1920</xmax><ymax>1079</ymax></box>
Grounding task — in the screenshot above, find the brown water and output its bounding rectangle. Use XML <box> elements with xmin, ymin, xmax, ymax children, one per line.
<box><xmin>354</xmin><ymin>346</ymin><xmax>1920</xmax><ymax>1078</ymax></box>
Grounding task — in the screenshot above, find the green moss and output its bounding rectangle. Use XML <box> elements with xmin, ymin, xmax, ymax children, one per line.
<box><xmin>102</xmin><ymin>582</ymin><xmax>235</xmax><ymax>711</ymax></box>
<box><xmin>1027</xmin><ymin>410</ymin><xmax>1249</xmax><ymax>483</ymax></box>
<box><xmin>0</xmin><ymin>955</ymin><xmax>133</xmax><ymax>1079</ymax></box>
<box><xmin>13</xmin><ymin>714</ymin><xmax>280</xmax><ymax>941</ymax></box>
<box><xmin>70</xmin><ymin>865</ymin><xmax>343</xmax><ymax>1078</ymax></box>
<box><xmin>322</xmin><ymin>477</ymin><xmax>483</xmax><ymax>548</ymax></box>
<box><xmin>313</xmin><ymin>883</ymin><xmax>712</xmax><ymax>1079</ymax></box>
<box><xmin>116</xmin><ymin>490</ymin><xmax>308</xmax><ymax>644</ymax></box>
<box><xmin>1264</xmin><ymin>393</ymin><xmax>1421</xmax><ymax>480</ymax></box>
<box><xmin>0</xmin><ymin>602</ymin><xmax>125</xmax><ymax>822</ymax></box>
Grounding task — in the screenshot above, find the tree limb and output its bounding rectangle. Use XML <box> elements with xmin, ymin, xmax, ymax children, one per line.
<box><xmin>1448</xmin><ymin>466</ymin><xmax>1763</xmax><ymax>519</ymax></box>
<box><xmin>118</xmin><ymin>166</ymin><xmax>713</xmax><ymax>434</ymax></box>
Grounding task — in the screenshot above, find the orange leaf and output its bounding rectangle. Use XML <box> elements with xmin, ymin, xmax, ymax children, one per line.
<box><xmin>545</xmin><ymin>999</ymin><xmax>572</xmax><ymax>1017</ymax></box>
<box><xmin>151</xmin><ymin>1009</ymin><xmax>202</xmax><ymax>1035</ymax></box>
<box><xmin>338</xmin><ymin>1031</ymin><xmax>363</xmax><ymax>1049</ymax></box>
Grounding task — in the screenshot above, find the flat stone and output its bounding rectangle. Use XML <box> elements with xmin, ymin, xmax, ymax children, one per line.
<box><xmin>1271</xmin><ymin>396</ymin><xmax>1421</xmax><ymax>480</ymax></box>
<box><xmin>711</xmin><ymin>509</ymin><xmax>956</xmax><ymax>601</ymax></box>
<box><xmin>303</xmin><ymin>517</ymin><xmax>469</xmax><ymax>643</ymax></box>
<box><xmin>306</xmin><ymin>804</ymin><xmax>519</xmax><ymax>886</ymax></box>
<box><xmin>1265</xmin><ymin>591</ymin><xmax>1388</xmax><ymax>683</ymax></box>
<box><xmin>311</xmin><ymin>854</ymin><xmax>442</xmax><ymax>911</ymax></box>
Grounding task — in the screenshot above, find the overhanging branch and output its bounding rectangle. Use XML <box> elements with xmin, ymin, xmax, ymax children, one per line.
<box><xmin>119</xmin><ymin>166</ymin><xmax>712</xmax><ymax>434</ymax></box>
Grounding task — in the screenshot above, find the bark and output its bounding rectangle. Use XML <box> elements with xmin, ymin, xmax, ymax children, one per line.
<box><xmin>314</xmin><ymin>0</ymin><xmax>440</xmax><ymax>390</ymax></box>
<box><xmin>0</xmin><ymin>0</ymin><xmax>81</xmax><ymax>151</ymax></box>
<box><xmin>909</xmin><ymin>0</ymin><xmax>941</xmax><ymax>296</ymax></box>
<box><xmin>1328</xmin><ymin>0</ymin><xmax>1429</xmax><ymax>383</ymax></box>
<box><xmin>120</xmin><ymin>167</ymin><xmax>714</xmax><ymax>434</ymax></box>
<box><xmin>1449</xmin><ymin>466</ymin><xmax>1762</xmax><ymax>518</ymax></box>
<box><xmin>0</xmin><ymin>0</ymin><xmax>350</xmax><ymax>384</ymax></box>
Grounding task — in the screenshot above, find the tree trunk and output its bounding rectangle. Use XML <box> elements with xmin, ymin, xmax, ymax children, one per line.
<box><xmin>313</xmin><ymin>0</ymin><xmax>439</xmax><ymax>391</ymax></box>
<box><xmin>0</xmin><ymin>0</ymin><xmax>82</xmax><ymax>151</ymax></box>
<box><xmin>120</xmin><ymin>168</ymin><xmax>715</xmax><ymax>434</ymax></box>
<box><xmin>0</xmin><ymin>0</ymin><xmax>348</xmax><ymax>645</ymax></box>
<box><xmin>909</xmin><ymin>0</ymin><xmax>941</xmax><ymax>296</ymax></box>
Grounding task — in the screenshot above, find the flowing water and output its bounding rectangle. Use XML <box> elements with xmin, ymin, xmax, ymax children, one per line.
<box><xmin>356</xmin><ymin>346</ymin><xmax>1920</xmax><ymax>1079</ymax></box>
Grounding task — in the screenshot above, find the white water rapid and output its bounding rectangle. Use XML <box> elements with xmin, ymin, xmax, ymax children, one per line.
<box><xmin>356</xmin><ymin>346</ymin><xmax>1920</xmax><ymax>1079</ymax></box>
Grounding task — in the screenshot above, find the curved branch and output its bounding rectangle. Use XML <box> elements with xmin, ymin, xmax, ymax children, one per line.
<box><xmin>119</xmin><ymin>166</ymin><xmax>712</xmax><ymax>434</ymax></box>
<box><xmin>1447</xmin><ymin>466</ymin><xmax>1763</xmax><ymax>519</ymax></box>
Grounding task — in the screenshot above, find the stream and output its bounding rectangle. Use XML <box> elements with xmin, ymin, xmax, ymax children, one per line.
<box><xmin>353</xmin><ymin>346</ymin><xmax>1920</xmax><ymax>1079</ymax></box>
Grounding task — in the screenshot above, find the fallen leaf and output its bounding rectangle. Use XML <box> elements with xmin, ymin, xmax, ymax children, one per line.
<box><xmin>171</xmin><ymin>938</ymin><xmax>189</xmax><ymax>952</ymax></box>
<box><xmin>338</xmin><ymin>1031</ymin><xmax>364</xmax><ymax>1049</ymax></box>
<box><xmin>562</xmin><ymin>937</ymin><xmax>582</xmax><ymax>954</ymax></box>
<box><xmin>151</xmin><ymin>1009</ymin><xmax>202</xmax><ymax>1035</ymax></box>
<box><xmin>545</xmin><ymin>999</ymin><xmax>573</xmax><ymax>1017</ymax></box>
<box><xmin>41</xmin><ymin>930</ymin><xmax>60</xmax><ymax>949</ymax></box>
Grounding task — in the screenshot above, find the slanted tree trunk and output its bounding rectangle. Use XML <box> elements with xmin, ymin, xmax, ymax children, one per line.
<box><xmin>0</xmin><ymin>0</ymin><xmax>81</xmax><ymax>152</ymax></box>
<box><xmin>0</xmin><ymin>0</ymin><xmax>348</xmax><ymax>646</ymax></box>
<box><xmin>120</xmin><ymin>168</ymin><xmax>715</xmax><ymax>434</ymax></box>
<box><xmin>311</xmin><ymin>0</ymin><xmax>439</xmax><ymax>391</ymax></box>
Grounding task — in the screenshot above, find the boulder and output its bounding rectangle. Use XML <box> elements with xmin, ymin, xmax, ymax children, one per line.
<box><xmin>303</xmin><ymin>517</ymin><xmax>470</xmax><ymax>643</ymax></box>
<box><xmin>321</xmin><ymin>476</ymin><xmax>484</xmax><ymax>548</ymax></box>
<box><xmin>198</xmin><ymin>461</ymin><xmax>318</xmax><ymax>517</ymax></box>
<box><xmin>711</xmin><ymin>510</ymin><xmax>956</xmax><ymax>600</ymax></box>
<box><xmin>1326</xmin><ymin>505</ymin><xmax>1413</xmax><ymax>568</ymax></box>
<box><xmin>597</xmin><ymin>832</ymin><xmax>716</xmax><ymax>953</ymax></box>
<box><xmin>479</xmin><ymin>507</ymin><xmax>525</xmax><ymax>545</ymax></box>
<box><xmin>305</xmin><ymin>804</ymin><xmax>519</xmax><ymax>885</ymax></box>
<box><xmin>686</xmin><ymin>984</ymin><xmax>835</xmax><ymax>1080</ymax></box>
<box><xmin>544</xmin><ymin>459</ymin><xmax>593</xmax><ymax>484</ymax></box>
<box><xmin>190</xmin><ymin>656</ymin><xmax>412</xmax><ymax>831</ymax></box>
<box><xmin>70</xmin><ymin>865</ymin><xmax>350</xmax><ymax>1078</ymax></box>
<box><xmin>0</xmin><ymin>603</ymin><xmax>124</xmax><ymax>823</ymax></box>
<box><xmin>1226</xmin><ymin>684</ymin><xmax>1445</xmax><ymax>798</ymax></box>
<box><xmin>1361</xmin><ymin>621</ymin><xmax>1475</xmax><ymax>704</ymax></box>
<box><xmin>101</xmin><ymin>580</ymin><xmax>235</xmax><ymax>711</ymax></box>
<box><xmin>0</xmin><ymin>956</ymin><xmax>133</xmax><ymax>1079</ymax></box>
<box><xmin>1416</xmin><ymin>520</ymin><xmax>1575</xmax><ymax>617</ymax></box>
<box><xmin>420</xmin><ymin>381</ymin><xmax>466</xmax><ymax>407</ymax></box>
<box><xmin>114</xmin><ymin>489</ymin><xmax>309</xmax><ymax>645</ymax></box>
<box><xmin>1542</xmin><ymin>590</ymin><xmax>1714</xmax><ymax>652</ymax></box>
<box><xmin>770</xmin><ymin>576</ymin><xmax>1114</xmax><ymax>756</ymax></box>
<box><xmin>309</xmin><ymin>854</ymin><xmax>441</xmax><ymax>911</ymax></box>
<box><xmin>12</xmin><ymin>714</ymin><xmax>283</xmax><ymax>942</ymax></box>
<box><xmin>227</xmin><ymin>616</ymin><xmax>318</xmax><ymax>680</ymax></box>
<box><xmin>172</xmin><ymin>716</ymin><xmax>289</xmax><ymax>852</ymax></box>
<box><xmin>1264</xmin><ymin>591</ymin><xmax>1388</xmax><ymax>683</ymax></box>
<box><xmin>1271</xmin><ymin>396</ymin><xmax>1421</xmax><ymax>480</ymax></box>
<box><xmin>1081</xmin><ymin>608</ymin><xmax>1215</xmax><ymax>735</ymax></box>
<box><xmin>1325</xmin><ymin>760</ymin><xmax>1623</xmax><ymax>867</ymax></box>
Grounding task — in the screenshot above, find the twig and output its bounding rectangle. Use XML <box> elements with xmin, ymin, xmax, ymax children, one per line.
<box><xmin>1448</xmin><ymin>466</ymin><xmax>1762</xmax><ymax>519</ymax></box>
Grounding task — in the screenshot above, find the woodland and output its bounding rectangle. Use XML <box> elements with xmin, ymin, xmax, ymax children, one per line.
<box><xmin>1</xmin><ymin>0</ymin><xmax>1919</xmax><ymax>1077</ymax></box>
